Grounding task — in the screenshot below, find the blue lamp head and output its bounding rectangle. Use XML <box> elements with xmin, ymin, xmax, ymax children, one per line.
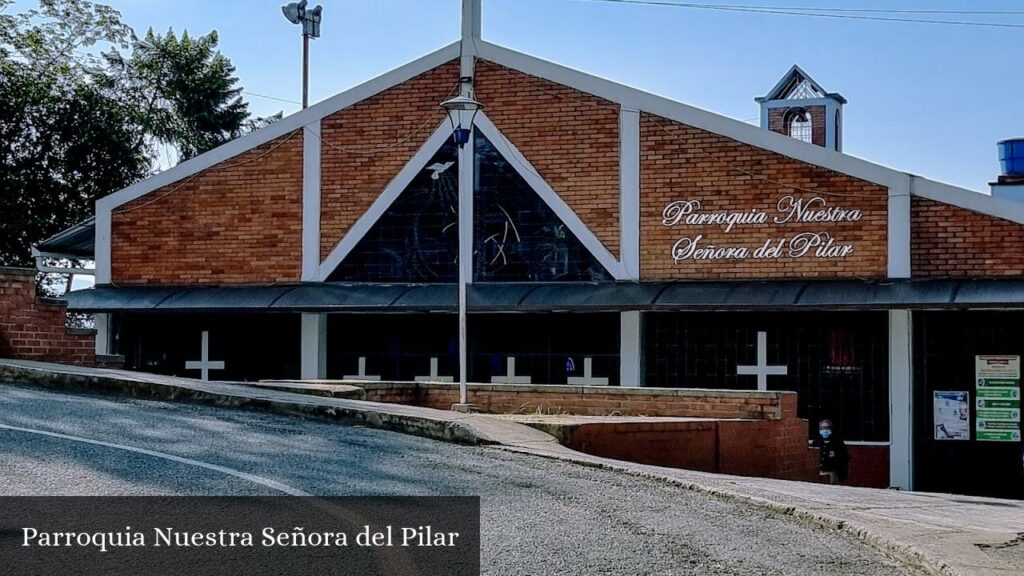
<box><xmin>441</xmin><ymin>95</ymin><xmax>483</xmax><ymax>148</ymax></box>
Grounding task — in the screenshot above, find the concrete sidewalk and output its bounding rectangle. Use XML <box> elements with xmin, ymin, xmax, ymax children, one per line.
<box><xmin>1</xmin><ymin>359</ymin><xmax>1021</xmax><ymax>576</ymax></box>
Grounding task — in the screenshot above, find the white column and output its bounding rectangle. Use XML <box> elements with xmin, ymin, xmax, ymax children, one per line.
<box><xmin>460</xmin><ymin>0</ymin><xmax>481</xmax><ymax>79</ymax></box>
<box><xmin>94</xmin><ymin>313</ymin><xmax>110</xmax><ymax>356</ymax></box>
<box><xmin>619</xmin><ymin>108</ymin><xmax>641</xmax><ymax>280</ymax></box>
<box><xmin>302</xmin><ymin>119</ymin><xmax>322</xmax><ymax>281</ymax></box>
<box><xmin>620</xmin><ymin>311</ymin><xmax>643</xmax><ymax>387</ymax></box>
<box><xmin>301</xmin><ymin>313</ymin><xmax>327</xmax><ymax>380</ymax></box>
<box><xmin>889</xmin><ymin>309</ymin><xmax>914</xmax><ymax>490</ymax></box>
<box><xmin>888</xmin><ymin>175</ymin><xmax>912</xmax><ymax>279</ymax></box>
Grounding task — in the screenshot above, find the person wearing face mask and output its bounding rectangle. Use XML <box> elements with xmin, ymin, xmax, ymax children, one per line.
<box><xmin>811</xmin><ymin>419</ymin><xmax>848</xmax><ymax>484</ymax></box>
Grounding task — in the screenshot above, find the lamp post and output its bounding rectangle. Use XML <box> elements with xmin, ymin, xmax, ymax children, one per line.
<box><xmin>441</xmin><ymin>94</ymin><xmax>482</xmax><ymax>407</ymax></box>
<box><xmin>281</xmin><ymin>1</ymin><xmax>323</xmax><ymax>109</ymax></box>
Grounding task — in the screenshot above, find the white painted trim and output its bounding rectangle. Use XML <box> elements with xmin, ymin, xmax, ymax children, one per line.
<box><xmin>460</xmin><ymin>0</ymin><xmax>480</xmax><ymax>80</ymax></box>
<box><xmin>620</xmin><ymin>108</ymin><xmax>641</xmax><ymax>280</ymax></box>
<box><xmin>300</xmin><ymin>313</ymin><xmax>327</xmax><ymax>380</ymax></box>
<box><xmin>94</xmin><ymin>313</ymin><xmax>109</xmax><ymax>356</ymax></box>
<box><xmin>912</xmin><ymin>176</ymin><xmax>1024</xmax><ymax>226</ymax></box>
<box><xmin>475</xmin><ymin>113</ymin><xmax>627</xmax><ymax>279</ymax></box>
<box><xmin>476</xmin><ymin>40</ymin><xmax>970</xmax><ymax>196</ymax></box>
<box><xmin>888</xmin><ymin>174</ymin><xmax>912</xmax><ymax>278</ymax></box>
<box><xmin>317</xmin><ymin>121</ymin><xmax>452</xmax><ymax>280</ymax></box>
<box><xmin>95</xmin><ymin>42</ymin><xmax>460</xmax><ymax>215</ymax></box>
<box><xmin>846</xmin><ymin>441</ymin><xmax>891</xmax><ymax>447</ymax></box>
<box><xmin>889</xmin><ymin>309</ymin><xmax>913</xmax><ymax>491</ymax></box>
<box><xmin>620</xmin><ymin>311</ymin><xmax>643</xmax><ymax>387</ymax></box>
<box><xmin>95</xmin><ymin>209</ymin><xmax>111</xmax><ymax>284</ymax></box>
<box><xmin>302</xmin><ymin>121</ymin><xmax>322</xmax><ymax>281</ymax></box>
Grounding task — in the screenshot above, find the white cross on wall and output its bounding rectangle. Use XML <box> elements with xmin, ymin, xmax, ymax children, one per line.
<box><xmin>185</xmin><ymin>331</ymin><xmax>225</xmax><ymax>382</ymax></box>
<box><xmin>736</xmin><ymin>331</ymin><xmax>788</xmax><ymax>391</ymax></box>
<box><xmin>567</xmin><ymin>358</ymin><xmax>609</xmax><ymax>386</ymax></box>
<box><xmin>491</xmin><ymin>357</ymin><xmax>532</xmax><ymax>384</ymax></box>
<box><xmin>415</xmin><ymin>357</ymin><xmax>454</xmax><ymax>382</ymax></box>
<box><xmin>344</xmin><ymin>357</ymin><xmax>381</xmax><ymax>381</ymax></box>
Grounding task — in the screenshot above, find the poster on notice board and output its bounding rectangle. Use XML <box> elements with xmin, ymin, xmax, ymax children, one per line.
<box><xmin>934</xmin><ymin>391</ymin><xmax>970</xmax><ymax>440</ymax></box>
<box><xmin>975</xmin><ymin>355</ymin><xmax>1022</xmax><ymax>442</ymax></box>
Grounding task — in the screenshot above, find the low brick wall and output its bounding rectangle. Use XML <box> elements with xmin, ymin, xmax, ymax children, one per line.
<box><xmin>349</xmin><ymin>381</ymin><xmax>820</xmax><ymax>482</ymax></box>
<box><xmin>359</xmin><ymin>381</ymin><xmax>795</xmax><ymax>420</ymax></box>
<box><xmin>547</xmin><ymin>418</ymin><xmax>820</xmax><ymax>482</ymax></box>
<box><xmin>0</xmin><ymin>268</ymin><xmax>99</xmax><ymax>366</ymax></box>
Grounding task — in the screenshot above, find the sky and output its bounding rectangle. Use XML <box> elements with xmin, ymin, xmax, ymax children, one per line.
<box><xmin>17</xmin><ymin>0</ymin><xmax>1024</xmax><ymax>192</ymax></box>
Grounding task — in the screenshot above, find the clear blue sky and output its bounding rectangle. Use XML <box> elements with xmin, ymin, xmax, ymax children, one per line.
<box><xmin>30</xmin><ymin>1</ymin><xmax>1024</xmax><ymax>191</ymax></box>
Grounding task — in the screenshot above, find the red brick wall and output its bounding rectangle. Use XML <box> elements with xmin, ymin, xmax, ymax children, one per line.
<box><xmin>768</xmin><ymin>105</ymin><xmax>826</xmax><ymax>148</ymax></box>
<box><xmin>111</xmin><ymin>132</ymin><xmax>304</xmax><ymax>284</ymax></box>
<box><xmin>401</xmin><ymin>382</ymin><xmax>793</xmax><ymax>419</ymax></box>
<box><xmin>640</xmin><ymin>112</ymin><xmax>888</xmax><ymax>279</ymax></box>
<box><xmin>560</xmin><ymin>419</ymin><xmax>820</xmax><ymax>482</ymax></box>
<box><xmin>0</xmin><ymin>269</ymin><xmax>95</xmax><ymax>365</ymax></box>
<box><xmin>357</xmin><ymin>382</ymin><xmax>820</xmax><ymax>482</ymax></box>
<box><xmin>319</xmin><ymin>61</ymin><xmax>460</xmax><ymax>260</ymax></box>
<box><xmin>912</xmin><ymin>196</ymin><xmax>1024</xmax><ymax>277</ymax></box>
<box><xmin>475</xmin><ymin>60</ymin><xmax>621</xmax><ymax>257</ymax></box>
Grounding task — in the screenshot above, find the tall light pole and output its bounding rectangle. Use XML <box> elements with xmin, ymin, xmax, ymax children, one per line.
<box><xmin>281</xmin><ymin>1</ymin><xmax>323</xmax><ymax>109</ymax></box>
<box><xmin>441</xmin><ymin>94</ymin><xmax>482</xmax><ymax>407</ymax></box>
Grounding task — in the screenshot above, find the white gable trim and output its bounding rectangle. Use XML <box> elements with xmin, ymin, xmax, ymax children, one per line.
<box><xmin>95</xmin><ymin>42</ymin><xmax>460</xmax><ymax>216</ymax></box>
<box><xmin>912</xmin><ymin>176</ymin><xmax>1024</xmax><ymax>225</ymax></box>
<box><xmin>316</xmin><ymin>121</ymin><xmax>453</xmax><ymax>281</ymax></box>
<box><xmin>476</xmin><ymin>41</ymin><xmax>1024</xmax><ymax>227</ymax></box>
<box><xmin>475</xmin><ymin>114</ymin><xmax>627</xmax><ymax>279</ymax></box>
<box><xmin>302</xmin><ymin>120</ymin><xmax>322</xmax><ymax>281</ymax></box>
<box><xmin>318</xmin><ymin>113</ymin><xmax>627</xmax><ymax>282</ymax></box>
<box><xmin>477</xmin><ymin>40</ymin><xmax>909</xmax><ymax>192</ymax></box>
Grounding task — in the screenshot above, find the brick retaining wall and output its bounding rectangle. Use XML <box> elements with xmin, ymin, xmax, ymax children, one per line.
<box><xmin>352</xmin><ymin>381</ymin><xmax>821</xmax><ymax>482</ymax></box>
<box><xmin>0</xmin><ymin>268</ymin><xmax>98</xmax><ymax>366</ymax></box>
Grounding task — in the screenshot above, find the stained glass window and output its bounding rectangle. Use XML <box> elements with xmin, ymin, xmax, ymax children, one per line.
<box><xmin>474</xmin><ymin>132</ymin><xmax>611</xmax><ymax>282</ymax></box>
<box><xmin>327</xmin><ymin>132</ymin><xmax>611</xmax><ymax>283</ymax></box>
<box><xmin>328</xmin><ymin>142</ymin><xmax>460</xmax><ymax>282</ymax></box>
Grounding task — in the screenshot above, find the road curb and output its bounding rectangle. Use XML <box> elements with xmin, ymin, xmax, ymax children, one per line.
<box><xmin>0</xmin><ymin>361</ymin><xmax>494</xmax><ymax>447</ymax></box>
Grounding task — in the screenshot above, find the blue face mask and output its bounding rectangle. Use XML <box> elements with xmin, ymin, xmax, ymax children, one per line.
<box><xmin>820</xmin><ymin>429</ymin><xmax>832</xmax><ymax>439</ymax></box>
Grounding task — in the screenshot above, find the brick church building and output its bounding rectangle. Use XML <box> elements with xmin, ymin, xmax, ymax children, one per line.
<box><xmin>38</xmin><ymin>1</ymin><xmax>1024</xmax><ymax>497</ymax></box>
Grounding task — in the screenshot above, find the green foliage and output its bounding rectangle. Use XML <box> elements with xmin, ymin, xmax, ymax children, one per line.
<box><xmin>0</xmin><ymin>0</ymin><xmax>146</xmax><ymax>266</ymax></box>
<box><xmin>0</xmin><ymin>0</ymin><xmax>276</xmax><ymax>266</ymax></box>
<box><xmin>103</xmin><ymin>28</ymin><xmax>254</xmax><ymax>161</ymax></box>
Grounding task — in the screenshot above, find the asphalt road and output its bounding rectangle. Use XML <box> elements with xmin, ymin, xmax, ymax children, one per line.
<box><xmin>0</xmin><ymin>384</ymin><xmax>917</xmax><ymax>576</ymax></box>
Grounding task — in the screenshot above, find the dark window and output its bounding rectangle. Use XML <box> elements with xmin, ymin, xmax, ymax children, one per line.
<box><xmin>474</xmin><ymin>132</ymin><xmax>611</xmax><ymax>282</ymax></box>
<box><xmin>645</xmin><ymin>312</ymin><xmax>889</xmax><ymax>441</ymax></box>
<box><xmin>117</xmin><ymin>313</ymin><xmax>300</xmax><ymax>381</ymax></box>
<box><xmin>325</xmin><ymin>313</ymin><xmax>619</xmax><ymax>385</ymax></box>
<box><xmin>328</xmin><ymin>142</ymin><xmax>460</xmax><ymax>282</ymax></box>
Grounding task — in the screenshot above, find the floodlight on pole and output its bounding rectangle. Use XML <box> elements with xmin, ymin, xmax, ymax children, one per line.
<box><xmin>281</xmin><ymin>0</ymin><xmax>323</xmax><ymax>109</ymax></box>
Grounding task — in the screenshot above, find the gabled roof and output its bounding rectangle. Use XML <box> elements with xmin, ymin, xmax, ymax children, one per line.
<box><xmin>33</xmin><ymin>217</ymin><xmax>95</xmax><ymax>258</ymax></box>
<box><xmin>755</xmin><ymin>64</ymin><xmax>847</xmax><ymax>104</ymax></box>
<box><xmin>73</xmin><ymin>36</ymin><xmax>1024</xmax><ymax>269</ymax></box>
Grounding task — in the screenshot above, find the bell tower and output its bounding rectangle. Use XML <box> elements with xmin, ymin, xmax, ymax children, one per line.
<box><xmin>756</xmin><ymin>65</ymin><xmax>846</xmax><ymax>152</ymax></box>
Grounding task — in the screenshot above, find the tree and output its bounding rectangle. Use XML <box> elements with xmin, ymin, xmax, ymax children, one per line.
<box><xmin>0</xmin><ymin>0</ymin><xmax>277</xmax><ymax>266</ymax></box>
<box><xmin>103</xmin><ymin>28</ymin><xmax>255</xmax><ymax>161</ymax></box>
<box><xmin>0</xmin><ymin>0</ymin><xmax>147</xmax><ymax>267</ymax></box>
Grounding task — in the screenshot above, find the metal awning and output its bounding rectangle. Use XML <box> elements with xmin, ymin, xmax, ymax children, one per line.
<box><xmin>34</xmin><ymin>218</ymin><xmax>96</xmax><ymax>258</ymax></box>
<box><xmin>63</xmin><ymin>279</ymin><xmax>1024</xmax><ymax>313</ymax></box>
